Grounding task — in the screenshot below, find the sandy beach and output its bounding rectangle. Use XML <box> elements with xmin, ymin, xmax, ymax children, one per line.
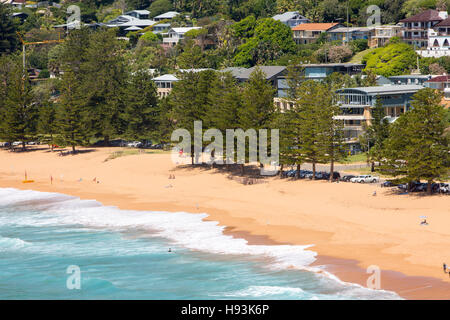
<box><xmin>0</xmin><ymin>147</ymin><xmax>449</xmax><ymax>299</ymax></box>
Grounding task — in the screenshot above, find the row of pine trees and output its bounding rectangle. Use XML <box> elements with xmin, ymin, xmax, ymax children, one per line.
<box><xmin>0</xmin><ymin>28</ymin><xmax>448</xmax><ymax>191</ymax></box>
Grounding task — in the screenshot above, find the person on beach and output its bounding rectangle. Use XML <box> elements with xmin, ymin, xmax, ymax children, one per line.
<box><xmin>444</xmin><ymin>263</ymin><xmax>447</xmax><ymax>273</ymax></box>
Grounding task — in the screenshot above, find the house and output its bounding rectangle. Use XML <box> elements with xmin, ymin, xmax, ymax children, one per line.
<box><xmin>153</xmin><ymin>74</ymin><xmax>179</xmax><ymax>98</ymax></box>
<box><xmin>368</xmin><ymin>25</ymin><xmax>403</xmax><ymax>48</ymax></box>
<box><xmin>272</xmin><ymin>11</ymin><xmax>309</xmax><ymax>28</ymax></box>
<box><xmin>162</xmin><ymin>27</ymin><xmax>201</xmax><ymax>47</ymax></box>
<box><xmin>424</xmin><ymin>75</ymin><xmax>450</xmax><ymax>105</ymax></box>
<box><xmin>153</xmin><ymin>69</ymin><xmax>212</xmax><ymax>98</ymax></box>
<box><xmin>328</xmin><ymin>27</ymin><xmax>374</xmax><ymax>43</ymax></box>
<box><xmin>274</xmin><ymin>63</ymin><xmax>364</xmax><ymax>111</ymax></box>
<box><xmin>106</xmin><ymin>15</ymin><xmax>156</xmax><ymax>34</ymax></box>
<box><xmin>388</xmin><ymin>74</ymin><xmax>434</xmax><ymax>85</ymax></box>
<box><xmin>124</xmin><ymin>10</ymin><xmax>150</xmax><ymax>20</ymax></box>
<box><xmin>421</xmin><ymin>16</ymin><xmax>450</xmax><ymax>57</ymax></box>
<box><xmin>292</xmin><ymin>23</ymin><xmax>340</xmax><ymax>44</ymax></box>
<box><xmin>400</xmin><ymin>9</ymin><xmax>448</xmax><ymax>49</ymax></box>
<box><xmin>335</xmin><ymin>85</ymin><xmax>424</xmax><ymax>148</ymax></box>
<box><xmin>222</xmin><ymin>66</ymin><xmax>286</xmax><ymax>82</ymax></box>
<box><xmin>154</xmin><ymin>11</ymin><xmax>180</xmax><ymax>22</ymax></box>
<box><xmin>152</xmin><ymin>23</ymin><xmax>170</xmax><ymax>34</ymax></box>
<box><xmin>301</xmin><ymin>63</ymin><xmax>364</xmax><ymax>80</ymax></box>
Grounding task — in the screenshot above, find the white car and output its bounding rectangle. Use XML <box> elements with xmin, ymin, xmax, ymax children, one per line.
<box><xmin>439</xmin><ymin>183</ymin><xmax>449</xmax><ymax>193</ymax></box>
<box><xmin>127</xmin><ymin>141</ymin><xmax>142</xmax><ymax>148</ymax></box>
<box><xmin>350</xmin><ymin>175</ymin><xmax>380</xmax><ymax>183</ymax></box>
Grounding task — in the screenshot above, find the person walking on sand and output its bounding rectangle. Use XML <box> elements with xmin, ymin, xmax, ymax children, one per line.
<box><xmin>444</xmin><ymin>263</ymin><xmax>447</xmax><ymax>273</ymax></box>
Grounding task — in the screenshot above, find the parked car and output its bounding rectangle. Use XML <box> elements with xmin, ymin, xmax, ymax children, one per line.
<box><xmin>127</xmin><ymin>141</ymin><xmax>142</xmax><ymax>148</ymax></box>
<box><xmin>397</xmin><ymin>181</ymin><xmax>421</xmax><ymax>192</ymax></box>
<box><xmin>350</xmin><ymin>175</ymin><xmax>380</xmax><ymax>183</ymax></box>
<box><xmin>439</xmin><ymin>183</ymin><xmax>449</xmax><ymax>193</ymax></box>
<box><xmin>340</xmin><ymin>175</ymin><xmax>355</xmax><ymax>182</ymax></box>
<box><xmin>381</xmin><ymin>181</ymin><xmax>397</xmax><ymax>188</ymax></box>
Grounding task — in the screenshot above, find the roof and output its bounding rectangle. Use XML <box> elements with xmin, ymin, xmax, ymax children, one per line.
<box><xmin>425</xmin><ymin>75</ymin><xmax>450</xmax><ymax>82</ymax></box>
<box><xmin>177</xmin><ymin>68</ymin><xmax>212</xmax><ymax>73</ymax></box>
<box><xmin>221</xmin><ymin>66</ymin><xmax>286</xmax><ymax>80</ymax></box>
<box><xmin>125</xmin><ymin>10</ymin><xmax>150</xmax><ymax>15</ymax></box>
<box><xmin>220</xmin><ymin>67</ymin><xmax>249</xmax><ymax>79</ymax></box>
<box><xmin>272</xmin><ymin>11</ymin><xmax>307</xmax><ymax>22</ymax></box>
<box><xmin>117</xmin><ymin>19</ymin><xmax>156</xmax><ymax>27</ymax></box>
<box><xmin>328</xmin><ymin>26</ymin><xmax>374</xmax><ymax>33</ymax></box>
<box><xmin>292</xmin><ymin>23</ymin><xmax>339</xmax><ymax>31</ymax></box>
<box><xmin>170</xmin><ymin>27</ymin><xmax>201</xmax><ymax>34</ymax></box>
<box><xmin>400</xmin><ymin>9</ymin><xmax>444</xmax><ymax>23</ymax></box>
<box><xmin>124</xmin><ymin>26</ymin><xmax>142</xmax><ymax>31</ymax></box>
<box><xmin>154</xmin><ymin>11</ymin><xmax>180</xmax><ymax>19</ymax></box>
<box><xmin>389</xmin><ymin>74</ymin><xmax>432</xmax><ymax>79</ymax></box>
<box><xmin>301</xmin><ymin>63</ymin><xmax>365</xmax><ymax>68</ymax></box>
<box><xmin>153</xmin><ymin>74</ymin><xmax>179</xmax><ymax>81</ymax></box>
<box><xmin>337</xmin><ymin>85</ymin><xmax>424</xmax><ymax>95</ymax></box>
<box><xmin>435</xmin><ymin>17</ymin><xmax>450</xmax><ymax>27</ymax></box>
<box><xmin>153</xmin><ymin>23</ymin><xmax>171</xmax><ymax>28</ymax></box>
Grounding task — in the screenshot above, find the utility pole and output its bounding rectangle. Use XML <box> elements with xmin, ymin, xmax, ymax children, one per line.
<box><xmin>346</xmin><ymin>0</ymin><xmax>349</xmax><ymax>44</ymax></box>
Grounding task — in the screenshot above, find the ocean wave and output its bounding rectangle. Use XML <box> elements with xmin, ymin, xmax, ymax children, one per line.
<box><xmin>0</xmin><ymin>188</ymin><xmax>401</xmax><ymax>299</ymax></box>
<box><xmin>222</xmin><ymin>285</ymin><xmax>305</xmax><ymax>298</ymax></box>
<box><xmin>0</xmin><ymin>235</ymin><xmax>30</xmax><ymax>251</ymax></box>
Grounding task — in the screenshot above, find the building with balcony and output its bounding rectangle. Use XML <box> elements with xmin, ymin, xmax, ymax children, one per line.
<box><xmin>274</xmin><ymin>63</ymin><xmax>364</xmax><ymax>111</ymax></box>
<box><xmin>368</xmin><ymin>25</ymin><xmax>403</xmax><ymax>48</ymax></box>
<box><xmin>328</xmin><ymin>27</ymin><xmax>374</xmax><ymax>43</ymax></box>
<box><xmin>388</xmin><ymin>74</ymin><xmax>434</xmax><ymax>85</ymax></box>
<box><xmin>417</xmin><ymin>16</ymin><xmax>450</xmax><ymax>57</ymax></box>
<box><xmin>153</xmin><ymin>74</ymin><xmax>179</xmax><ymax>98</ymax></box>
<box><xmin>400</xmin><ymin>9</ymin><xmax>448</xmax><ymax>49</ymax></box>
<box><xmin>162</xmin><ymin>27</ymin><xmax>201</xmax><ymax>47</ymax></box>
<box><xmin>335</xmin><ymin>85</ymin><xmax>424</xmax><ymax>148</ymax></box>
<box><xmin>292</xmin><ymin>23</ymin><xmax>340</xmax><ymax>44</ymax></box>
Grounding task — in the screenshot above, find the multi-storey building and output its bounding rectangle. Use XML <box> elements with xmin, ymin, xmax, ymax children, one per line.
<box><xmin>274</xmin><ymin>63</ymin><xmax>364</xmax><ymax>111</ymax></box>
<box><xmin>400</xmin><ymin>9</ymin><xmax>448</xmax><ymax>49</ymax></box>
<box><xmin>335</xmin><ymin>85</ymin><xmax>424</xmax><ymax>149</ymax></box>
<box><xmin>368</xmin><ymin>25</ymin><xmax>403</xmax><ymax>48</ymax></box>
<box><xmin>292</xmin><ymin>23</ymin><xmax>340</xmax><ymax>44</ymax></box>
<box><xmin>328</xmin><ymin>27</ymin><xmax>374</xmax><ymax>43</ymax></box>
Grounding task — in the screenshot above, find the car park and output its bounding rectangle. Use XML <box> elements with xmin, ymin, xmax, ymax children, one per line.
<box><xmin>340</xmin><ymin>175</ymin><xmax>355</xmax><ymax>182</ymax></box>
<box><xmin>439</xmin><ymin>183</ymin><xmax>449</xmax><ymax>193</ymax></box>
<box><xmin>350</xmin><ymin>175</ymin><xmax>380</xmax><ymax>183</ymax></box>
<box><xmin>127</xmin><ymin>141</ymin><xmax>142</xmax><ymax>148</ymax></box>
<box><xmin>381</xmin><ymin>181</ymin><xmax>397</xmax><ymax>188</ymax></box>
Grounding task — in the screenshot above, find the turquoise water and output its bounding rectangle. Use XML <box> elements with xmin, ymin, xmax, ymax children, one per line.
<box><xmin>0</xmin><ymin>188</ymin><xmax>400</xmax><ymax>300</ymax></box>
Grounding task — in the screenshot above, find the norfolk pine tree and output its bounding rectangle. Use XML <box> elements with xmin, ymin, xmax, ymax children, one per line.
<box><xmin>381</xmin><ymin>88</ymin><xmax>449</xmax><ymax>194</ymax></box>
<box><xmin>239</xmin><ymin>67</ymin><xmax>275</xmax><ymax>174</ymax></box>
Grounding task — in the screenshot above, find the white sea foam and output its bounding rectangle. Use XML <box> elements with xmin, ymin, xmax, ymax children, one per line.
<box><xmin>0</xmin><ymin>188</ymin><xmax>402</xmax><ymax>299</ymax></box>
<box><xmin>0</xmin><ymin>235</ymin><xmax>30</xmax><ymax>251</ymax></box>
<box><xmin>222</xmin><ymin>286</ymin><xmax>305</xmax><ymax>298</ymax></box>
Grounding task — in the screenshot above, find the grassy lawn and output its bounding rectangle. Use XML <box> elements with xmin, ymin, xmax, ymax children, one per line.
<box><xmin>338</xmin><ymin>152</ymin><xmax>368</xmax><ymax>164</ymax></box>
<box><xmin>104</xmin><ymin>149</ymin><xmax>169</xmax><ymax>162</ymax></box>
<box><xmin>350</xmin><ymin>48</ymin><xmax>375</xmax><ymax>64</ymax></box>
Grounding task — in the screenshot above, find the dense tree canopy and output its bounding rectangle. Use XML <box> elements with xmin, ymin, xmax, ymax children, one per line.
<box><xmin>362</xmin><ymin>39</ymin><xmax>417</xmax><ymax>77</ymax></box>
